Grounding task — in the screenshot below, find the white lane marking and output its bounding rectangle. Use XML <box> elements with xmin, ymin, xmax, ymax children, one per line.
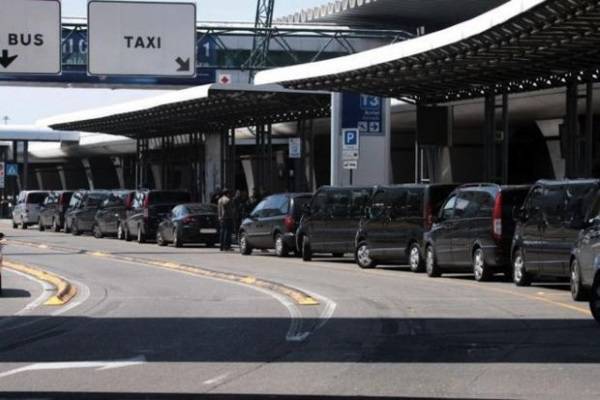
<box><xmin>2</xmin><ymin>268</ymin><xmax>53</xmax><ymax>316</ymax></box>
<box><xmin>203</xmin><ymin>372</ymin><xmax>230</xmax><ymax>385</ymax></box>
<box><xmin>236</xmin><ymin>283</ymin><xmax>310</xmax><ymax>342</ymax></box>
<box><xmin>0</xmin><ymin>355</ymin><xmax>146</xmax><ymax>379</ymax></box>
<box><xmin>295</xmin><ymin>287</ymin><xmax>337</xmax><ymax>331</ymax></box>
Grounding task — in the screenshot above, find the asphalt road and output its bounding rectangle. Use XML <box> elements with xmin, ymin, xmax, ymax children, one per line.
<box><xmin>1</xmin><ymin>220</ymin><xmax>599</xmax><ymax>399</ymax></box>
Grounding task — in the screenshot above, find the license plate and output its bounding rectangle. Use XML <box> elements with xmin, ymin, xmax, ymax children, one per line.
<box><xmin>200</xmin><ymin>228</ymin><xmax>217</xmax><ymax>234</ymax></box>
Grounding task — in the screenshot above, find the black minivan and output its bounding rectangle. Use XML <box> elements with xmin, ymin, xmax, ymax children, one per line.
<box><xmin>512</xmin><ymin>179</ymin><xmax>599</xmax><ymax>287</ymax></box>
<box><xmin>424</xmin><ymin>183</ymin><xmax>530</xmax><ymax>281</ymax></box>
<box><xmin>239</xmin><ymin>192</ymin><xmax>311</xmax><ymax>257</ymax></box>
<box><xmin>297</xmin><ymin>186</ymin><xmax>374</xmax><ymax>261</ymax></box>
<box><xmin>354</xmin><ymin>184</ymin><xmax>457</xmax><ymax>270</ymax></box>
<box><xmin>123</xmin><ymin>190</ymin><xmax>191</xmax><ymax>243</ymax></box>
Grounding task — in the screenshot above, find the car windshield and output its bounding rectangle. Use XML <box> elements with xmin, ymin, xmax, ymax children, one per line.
<box><xmin>148</xmin><ymin>191</ymin><xmax>191</xmax><ymax>204</ymax></box>
<box><xmin>187</xmin><ymin>204</ymin><xmax>217</xmax><ymax>214</ymax></box>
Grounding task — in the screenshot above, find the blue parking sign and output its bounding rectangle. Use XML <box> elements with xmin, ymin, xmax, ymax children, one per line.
<box><xmin>5</xmin><ymin>163</ymin><xmax>18</xmax><ymax>177</ymax></box>
<box><xmin>344</xmin><ymin>129</ymin><xmax>358</xmax><ymax>146</ymax></box>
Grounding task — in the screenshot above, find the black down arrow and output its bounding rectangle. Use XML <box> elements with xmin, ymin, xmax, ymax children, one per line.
<box><xmin>0</xmin><ymin>50</ymin><xmax>18</xmax><ymax>68</ymax></box>
<box><xmin>175</xmin><ymin>57</ymin><xmax>190</xmax><ymax>72</ymax></box>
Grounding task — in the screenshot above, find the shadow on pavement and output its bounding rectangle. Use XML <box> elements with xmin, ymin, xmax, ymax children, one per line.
<box><xmin>0</xmin><ymin>316</ymin><xmax>598</xmax><ymax>364</ymax></box>
<box><xmin>0</xmin><ymin>392</ymin><xmax>497</xmax><ymax>400</ymax></box>
<box><xmin>0</xmin><ymin>289</ymin><xmax>30</xmax><ymax>298</ymax></box>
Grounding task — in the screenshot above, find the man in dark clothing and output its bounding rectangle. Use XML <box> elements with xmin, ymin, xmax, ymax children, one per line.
<box><xmin>218</xmin><ymin>188</ymin><xmax>234</xmax><ymax>251</ymax></box>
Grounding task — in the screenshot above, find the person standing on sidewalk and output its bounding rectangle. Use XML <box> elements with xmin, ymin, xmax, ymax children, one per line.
<box><xmin>218</xmin><ymin>188</ymin><xmax>234</xmax><ymax>251</ymax></box>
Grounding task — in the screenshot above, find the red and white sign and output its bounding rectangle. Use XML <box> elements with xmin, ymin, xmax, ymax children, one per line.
<box><xmin>218</xmin><ymin>73</ymin><xmax>232</xmax><ymax>85</ymax></box>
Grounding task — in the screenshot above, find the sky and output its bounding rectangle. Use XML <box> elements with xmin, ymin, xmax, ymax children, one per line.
<box><xmin>0</xmin><ymin>0</ymin><xmax>329</xmax><ymax>125</ymax></box>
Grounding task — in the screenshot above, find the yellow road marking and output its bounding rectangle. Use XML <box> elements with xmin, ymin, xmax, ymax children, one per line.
<box><xmin>8</xmin><ymin>239</ymin><xmax>319</xmax><ymax>307</ymax></box>
<box><xmin>3</xmin><ymin>259</ymin><xmax>77</xmax><ymax>306</ymax></box>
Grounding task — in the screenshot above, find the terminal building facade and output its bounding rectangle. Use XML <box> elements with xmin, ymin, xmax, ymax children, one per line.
<box><xmin>9</xmin><ymin>0</ymin><xmax>600</xmax><ymax>200</ymax></box>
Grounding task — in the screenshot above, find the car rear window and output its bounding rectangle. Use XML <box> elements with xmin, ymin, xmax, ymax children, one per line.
<box><xmin>148</xmin><ymin>191</ymin><xmax>191</xmax><ymax>204</ymax></box>
<box><xmin>502</xmin><ymin>189</ymin><xmax>529</xmax><ymax>219</ymax></box>
<box><xmin>87</xmin><ymin>193</ymin><xmax>109</xmax><ymax>206</ymax></box>
<box><xmin>27</xmin><ymin>193</ymin><xmax>47</xmax><ymax>204</ymax></box>
<box><xmin>292</xmin><ymin>196</ymin><xmax>311</xmax><ymax>216</ymax></box>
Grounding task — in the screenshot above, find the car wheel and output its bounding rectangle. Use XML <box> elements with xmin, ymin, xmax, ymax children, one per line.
<box><xmin>355</xmin><ymin>241</ymin><xmax>376</xmax><ymax>269</ymax></box>
<box><xmin>206</xmin><ymin>241</ymin><xmax>215</xmax><ymax>248</ymax></box>
<box><xmin>38</xmin><ymin>219</ymin><xmax>45</xmax><ymax>231</ymax></box>
<box><xmin>93</xmin><ymin>224</ymin><xmax>103</xmax><ymax>239</ymax></box>
<box><xmin>425</xmin><ymin>245</ymin><xmax>441</xmax><ymax>277</ymax></box>
<box><xmin>301</xmin><ymin>235</ymin><xmax>312</xmax><ymax>262</ymax></box>
<box><xmin>513</xmin><ymin>248</ymin><xmax>531</xmax><ymax>287</ymax></box>
<box><xmin>64</xmin><ymin>220</ymin><xmax>71</xmax><ymax>234</ymax></box>
<box><xmin>473</xmin><ymin>247</ymin><xmax>492</xmax><ymax>282</ymax></box>
<box><xmin>239</xmin><ymin>232</ymin><xmax>252</xmax><ymax>255</ymax></box>
<box><xmin>173</xmin><ymin>228</ymin><xmax>182</xmax><ymax>248</ymax></box>
<box><xmin>571</xmin><ymin>258</ymin><xmax>589</xmax><ymax>301</ymax></box>
<box><xmin>137</xmin><ymin>226</ymin><xmax>145</xmax><ymax>244</ymax></box>
<box><xmin>156</xmin><ymin>231</ymin><xmax>167</xmax><ymax>247</ymax></box>
<box><xmin>589</xmin><ymin>275</ymin><xmax>600</xmax><ymax>324</ymax></box>
<box><xmin>21</xmin><ymin>220</ymin><xmax>27</xmax><ymax>230</ymax></box>
<box><xmin>71</xmin><ymin>221</ymin><xmax>80</xmax><ymax>236</ymax></box>
<box><xmin>11</xmin><ymin>220</ymin><xmax>17</xmax><ymax>229</ymax></box>
<box><xmin>408</xmin><ymin>243</ymin><xmax>424</xmax><ymax>273</ymax></box>
<box><xmin>274</xmin><ymin>233</ymin><xmax>289</xmax><ymax>257</ymax></box>
<box><xmin>52</xmin><ymin>218</ymin><xmax>60</xmax><ymax>232</ymax></box>
<box><xmin>117</xmin><ymin>223</ymin><xmax>124</xmax><ymax>240</ymax></box>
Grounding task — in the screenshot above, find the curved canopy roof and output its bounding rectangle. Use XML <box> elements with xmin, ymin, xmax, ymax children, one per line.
<box><xmin>38</xmin><ymin>84</ymin><xmax>330</xmax><ymax>138</ymax></box>
<box><xmin>277</xmin><ymin>0</ymin><xmax>507</xmax><ymax>30</ymax></box>
<box><xmin>259</xmin><ymin>0</ymin><xmax>600</xmax><ymax>103</ymax></box>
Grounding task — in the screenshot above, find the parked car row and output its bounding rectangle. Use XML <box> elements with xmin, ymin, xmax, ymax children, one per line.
<box><xmin>237</xmin><ymin>180</ymin><xmax>600</xmax><ymax>324</ymax></box>
<box><xmin>13</xmin><ymin>189</ymin><xmax>220</xmax><ymax>247</ymax></box>
<box><xmin>10</xmin><ymin>180</ymin><xmax>600</xmax><ymax>325</ymax></box>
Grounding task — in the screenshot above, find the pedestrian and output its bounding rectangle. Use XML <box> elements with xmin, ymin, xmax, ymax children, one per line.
<box><xmin>210</xmin><ymin>186</ymin><xmax>222</xmax><ymax>205</ymax></box>
<box><xmin>218</xmin><ymin>188</ymin><xmax>234</xmax><ymax>251</ymax></box>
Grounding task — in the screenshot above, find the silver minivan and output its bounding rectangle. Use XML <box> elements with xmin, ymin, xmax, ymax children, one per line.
<box><xmin>12</xmin><ymin>191</ymin><xmax>49</xmax><ymax>229</ymax></box>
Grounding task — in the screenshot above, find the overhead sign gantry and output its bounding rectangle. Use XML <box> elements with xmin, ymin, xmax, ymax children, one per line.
<box><xmin>0</xmin><ymin>0</ymin><xmax>61</xmax><ymax>75</ymax></box>
<box><xmin>88</xmin><ymin>1</ymin><xmax>197</xmax><ymax>78</ymax></box>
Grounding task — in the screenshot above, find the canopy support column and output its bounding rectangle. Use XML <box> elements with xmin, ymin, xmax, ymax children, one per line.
<box><xmin>585</xmin><ymin>79</ymin><xmax>594</xmax><ymax>176</ymax></box>
<box><xmin>565</xmin><ymin>78</ymin><xmax>579</xmax><ymax>178</ymax></box>
<box><xmin>267</xmin><ymin>123</ymin><xmax>273</xmax><ymax>193</ymax></box>
<box><xmin>501</xmin><ymin>90</ymin><xmax>510</xmax><ymax>184</ymax></box>
<box><xmin>22</xmin><ymin>141</ymin><xmax>28</xmax><ymax>191</ymax></box>
<box><xmin>483</xmin><ymin>91</ymin><xmax>496</xmax><ymax>182</ymax></box>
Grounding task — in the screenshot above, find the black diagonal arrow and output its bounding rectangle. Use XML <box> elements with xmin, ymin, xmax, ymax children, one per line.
<box><xmin>175</xmin><ymin>57</ymin><xmax>190</xmax><ymax>72</ymax></box>
<box><xmin>0</xmin><ymin>49</ymin><xmax>18</xmax><ymax>68</ymax></box>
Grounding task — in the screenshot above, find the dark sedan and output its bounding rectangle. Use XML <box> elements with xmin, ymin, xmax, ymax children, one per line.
<box><xmin>156</xmin><ymin>203</ymin><xmax>219</xmax><ymax>247</ymax></box>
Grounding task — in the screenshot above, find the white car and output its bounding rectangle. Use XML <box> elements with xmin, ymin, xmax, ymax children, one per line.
<box><xmin>12</xmin><ymin>191</ymin><xmax>49</xmax><ymax>229</ymax></box>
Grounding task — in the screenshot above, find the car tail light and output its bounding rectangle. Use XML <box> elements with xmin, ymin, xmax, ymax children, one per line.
<box><xmin>182</xmin><ymin>216</ymin><xmax>196</xmax><ymax>224</ymax></box>
<box><xmin>423</xmin><ymin>202</ymin><xmax>434</xmax><ymax>230</ymax></box>
<box><xmin>492</xmin><ymin>192</ymin><xmax>503</xmax><ymax>242</ymax></box>
<box><xmin>284</xmin><ymin>215</ymin><xmax>295</xmax><ymax>232</ymax></box>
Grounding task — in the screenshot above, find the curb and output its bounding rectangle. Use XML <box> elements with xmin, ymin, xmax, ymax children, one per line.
<box><xmin>8</xmin><ymin>239</ymin><xmax>319</xmax><ymax>306</ymax></box>
<box><xmin>3</xmin><ymin>259</ymin><xmax>77</xmax><ymax>306</ymax></box>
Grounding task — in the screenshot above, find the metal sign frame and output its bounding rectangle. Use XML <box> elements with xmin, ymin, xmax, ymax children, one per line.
<box><xmin>0</xmin><ymin>0</ymin><xmax>61</xmax><ymax>76</ymax></box>
<box><xmin>87</xmin><ymin>0</ymin><xmax>197</xmax><ymax>78</ymax></box>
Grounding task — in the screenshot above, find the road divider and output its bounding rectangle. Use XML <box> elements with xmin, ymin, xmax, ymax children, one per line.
<box><xmin>8</xmin><ymin>239</ymin><xmax>319</xmax><ymax>306</ymax></box>
<box><xmin>3</xmin><ymin>259</ymin><xmax>77</xmax><ymax>306</ymax></box>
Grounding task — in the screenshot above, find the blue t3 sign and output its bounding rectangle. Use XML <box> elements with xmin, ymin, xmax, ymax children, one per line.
<box><xmin>342</xmin><ymin>92</ymin><xmax>384</xmax><ymax>136</ymax></box>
